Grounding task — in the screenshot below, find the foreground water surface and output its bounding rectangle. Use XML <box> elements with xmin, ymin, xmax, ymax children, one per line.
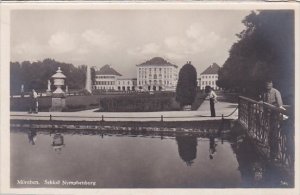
<box><xmin>10</xmin><ymin>126</ymin><xmax>292</xmax><ymax>188</ymax></box>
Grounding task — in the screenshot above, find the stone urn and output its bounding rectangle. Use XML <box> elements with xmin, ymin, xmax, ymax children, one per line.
<box><xmin>50</xmin><ymin>67</ymin><xmax>66</xmax><ymax>111</ymax></box>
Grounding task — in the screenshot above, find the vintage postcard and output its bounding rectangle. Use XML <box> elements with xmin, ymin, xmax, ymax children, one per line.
<box><xmin>0</xmin><ymin>1</ymin><xmax>299</xmax><ymax>195</ymax></box>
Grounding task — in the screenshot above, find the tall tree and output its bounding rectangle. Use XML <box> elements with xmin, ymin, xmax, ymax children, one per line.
<box><xmin>217</xmin><ymin>10</ymin><xmax>294</xmax><ymax>104</ymax></box>
<box><xmin>176</xmin><ymin>62</ymin><xmax>197</xmax><ymax>108</ymax></box>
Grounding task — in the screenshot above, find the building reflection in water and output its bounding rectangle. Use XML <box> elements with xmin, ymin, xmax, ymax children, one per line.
<box><xmin>52</xmin><ymin>133</ymin><xmax>65</xmax><ymax>152</ymax></box>
<box><xmin>27</xmin><ymin>129</ymin><xmax>37</xmax><ymax>145</ymax></box>
<box><xmin>175</xmin><ymin>135</ymin><xmax>197</xmax><ymax>166</ymax></box>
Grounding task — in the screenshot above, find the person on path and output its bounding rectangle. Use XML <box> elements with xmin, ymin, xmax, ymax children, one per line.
<box><xmin>205</xmin><ymin>86</ymin><xmax>217</xmax><ymax>117</ymax></box>
<box><xmin>29</xmin><ymin>89</ymin><xmax>38</xmax><ymax>114</ymax></box>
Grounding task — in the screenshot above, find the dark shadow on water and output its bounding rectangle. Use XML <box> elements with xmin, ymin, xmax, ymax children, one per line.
<box><xmin>176</xmin><ymin>136</ymin><xmax>197</xmax><ymax>166</ymax></box>
<box><xmin>27</xmin><ymin>129</ymin><xmax>37</xmax><ymax>145</ymax></box>
<box><xmin>230</xmin><ymin>124</ymin><xmax>293</xmax><ymax>188</ymax></box>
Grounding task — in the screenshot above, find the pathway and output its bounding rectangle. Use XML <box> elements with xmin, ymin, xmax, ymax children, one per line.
<box><xmin>197</xmin><ymin>99</ymin><xmax>238</xmax><ymax>118</ymax></box>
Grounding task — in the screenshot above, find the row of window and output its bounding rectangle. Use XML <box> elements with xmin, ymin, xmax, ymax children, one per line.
<box><xmin>93</xmin><ymin>86</ymin><xmax>115</xmax><ymax>90</ymax></box>
<box><xmin>117</xmin><ymin>86</ymin><xmax>135</xmax><ymax>91</ymax></box>
<box><xmin>202</xmin><ymin>75</ymin><xmax>218</xmax><ymax>79</ymax></box>
<box><xmin>202</xmin><ymin>81</ymin><xmax>215</xmax><ymax>86</ymax></box>
<box><xmin>118</xmin><ymin>81</ymin><xmax>133</xmax><ymax>85</ymax></box>
<box><xmin>139</xmin><ymin>67</ymin><xmax>173</xmax><ymax>72</ymax></box>
<box><xmin>139</xmin><ymin>74</ymin><xmax>173</xmax><ymax>79</ymax></box>
<box><xmin>94</xmin><ymin>81</ymin><xmax>115</xmax><ymax>85</ymax></box>
<box><xmin>138</xmin><ymin>80</ymin><xmax>171</xmax><ymax>85</ymax></box>
<box><xmin>93</xmin><ymin>86</ymin><xmax>136</xmax><ymax>91</ymax></box>
<box><xmin>95</xmin><ymin>75</ymin><xmax>115</xmax><ymax>79</ymax></box>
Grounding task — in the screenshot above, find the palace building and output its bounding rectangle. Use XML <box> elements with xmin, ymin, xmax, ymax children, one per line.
<box><xmin>92</xmin><ymin>64</ymin><xmax>122</xmax><ymax>91</ymax></box>
<box><xmin>92</xmin><ymin>65</ymin><xmax>137</xmax><ymax>92</ymax></box>
<box><xmin>116</xmin><ymin>78</ymin><xmax>137</xmax><ymax>91</ymax></box>
<box><xmin>199</xmin><ymin>63</ymin><xmax>220</xmax><ymax>90</ymax></box>
<box><xmin>136</xmin><ymin>57</ymin><xmax>178</xmax><ymax>91</ymax></box>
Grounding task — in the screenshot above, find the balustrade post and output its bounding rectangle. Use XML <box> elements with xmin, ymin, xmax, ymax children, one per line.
<box><xmin>247</xmin><ymin>101</ymin><xmax>251</xmax><ymax>131</ymax></box>
<box><xmin>238</xmin><ymin>97</ymin><xmax>240</xmax><ymax>120</ymax></box>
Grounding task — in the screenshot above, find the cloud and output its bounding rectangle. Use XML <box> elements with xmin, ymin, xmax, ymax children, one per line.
<box><xmin>163</xmin><ymin>23</ymin><xmax>227</xmax><ymax>59</ymax></box>
<box><xmin>127</xmin><ymin>42</ymin><xmax>161</xmax><ymax>56</ymax></box>
<box><xmin>81</xmin><ymin>29</ymin><xmax>118</xmax><ymax>51</ymax></box>
<box><xmin>126</xmin><ymin>23</ymin><xmax>228</xmax><ymax>62</ymax></box>
<box><xmin>12</xmin><ymin>29</ymin><xmax>120</xmax><ymax>63</ymax></box>
<box><xmin>12</xmin><ymin>39</ymin><xmax>47</xmax><ymax>61</ymax></box>
<box><xmin>48</xmin><ymin>31</ymin><xmax>77</xmax><ymax>53</ymax></box>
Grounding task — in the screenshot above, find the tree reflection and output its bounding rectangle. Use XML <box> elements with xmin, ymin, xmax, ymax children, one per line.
<box><xmin>27</xmin><ymin>129</ymin><xmax>37</xmax><ymax>145</ymax></box>
<box><xmin>176</xmin><ymin>135</ymin><xmax>197</xmax><ymax>166</ymax></box>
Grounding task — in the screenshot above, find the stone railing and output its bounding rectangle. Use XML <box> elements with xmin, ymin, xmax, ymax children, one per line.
<box><xmin>238</xmin><ymin>96</ymin><xmax>294</xmax><ymax>171</ymax></box>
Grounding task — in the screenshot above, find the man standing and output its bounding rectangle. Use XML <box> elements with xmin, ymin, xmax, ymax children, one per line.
<box><xmin>259</xmin><ymin>80</ymin><xmax>283</xmax><ymax>108</ymax></box>
<box><xmin>259</xmin><ymin>80</ymin><xmax>284</xmax><ymax>161</ymax></box>
<box><xmin>205</xmin><ymin>86</ymin><xmax>217</xmax><ymax>117</ymax></box>
<box><xmin>29</xmin><ymin>89</ymin><xmax>38</xmax><ymax>114</ymax></box>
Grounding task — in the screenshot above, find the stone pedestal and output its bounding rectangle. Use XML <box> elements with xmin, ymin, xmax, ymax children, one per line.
<box><xmin>50</xmin><ymin>97</ymin><xmax>66</xmax><ymax>112</ymax></box>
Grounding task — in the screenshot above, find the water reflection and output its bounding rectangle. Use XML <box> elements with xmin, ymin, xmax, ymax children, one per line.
<box><xmin>52</xmin><ymin>133</ymin><xmax>65</xmax><ymax>152</ymax></box>
<box><xmin>27</xmin><ymin>129</ymin><xmax>37</xmax><ymax>145</ymax></box>
<box><xmin>175</xmin><ymin>135</ymin><xmax>197</xmax><ymax>166</ymax></box>
<box><xmin>10</xmin><ymin>125</ymin><xmax>293</xmax><ymax>188</ymax></box>
<box><xmin>230</xmin><ymin>131</ymin><xmax>292</xmax><ymax>188</ymax></box>
<box><xmin>209</xmin><ymin>134</ymin><xmax>217</xmax><ymax>160</ymax></box>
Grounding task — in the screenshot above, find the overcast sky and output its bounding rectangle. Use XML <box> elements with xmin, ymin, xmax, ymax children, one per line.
<box><xmin>11</xmin><ymin>10</ymin><xmax>251</xmax><ymax>77</ymax></box>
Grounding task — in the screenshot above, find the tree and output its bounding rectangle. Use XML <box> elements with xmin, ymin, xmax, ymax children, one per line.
<box><xmin>176</xmin><ymin>62</ymin><xmax>197</xmax><ymax>108</ymax></box>
<box><xmin>10</xmin><ymin>58</ymin><xmax>87</xmax><ymax>94</ymax></box>
<box><xmin>217</xmin><ymin>10</ymin><xmax>294</xmax><ymax>104</ymax></box>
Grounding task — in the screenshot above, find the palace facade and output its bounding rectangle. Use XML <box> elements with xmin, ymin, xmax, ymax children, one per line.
<box><xmin>136</xmin><ymin>57</ymin><xmax>178</xmax><ymax>91</ymax></box>
<box><xmin>91</xmin><ymin>58</ymin><xmax>220</xmax><ymax>92</ymax></box>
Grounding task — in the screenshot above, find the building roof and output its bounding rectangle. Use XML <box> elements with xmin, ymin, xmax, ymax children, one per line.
<box><xmin>136</xmin><ymin>57</ymin><xmax>178</xmax><ymax>68</ymax></box>
<box><xmin>95</xmin><ymin>65</ymin><xmax>122</xmax><ymax>76</ymax></box>
<box><xmin>200</xmin><ymin>63</ymin><xmax>220</xmax><ymax>75</ymax></box>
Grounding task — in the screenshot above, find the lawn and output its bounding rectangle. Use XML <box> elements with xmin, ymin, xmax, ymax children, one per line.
<box><xmin>10</xmin><ymin>92</ymin><xmax>206</xmax><ymax>112</ymax></box>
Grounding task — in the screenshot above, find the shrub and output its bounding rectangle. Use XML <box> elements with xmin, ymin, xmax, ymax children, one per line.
<box><xmin>176</xmin><ymin>62</ymin><xmax>197</xmax><ymax>107</ymax></box>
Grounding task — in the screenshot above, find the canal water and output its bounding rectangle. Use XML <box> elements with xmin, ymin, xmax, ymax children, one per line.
<box><xmin>10</xmin><ymin>125</ymin><xmax>292</xmax><ymax>188</ymax></box>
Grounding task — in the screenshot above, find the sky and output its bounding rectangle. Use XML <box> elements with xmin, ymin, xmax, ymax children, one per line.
<box><xmin>11</xmin><ymin>9</ymin><xmax>251</xmax><ymax>77</ymax></box>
